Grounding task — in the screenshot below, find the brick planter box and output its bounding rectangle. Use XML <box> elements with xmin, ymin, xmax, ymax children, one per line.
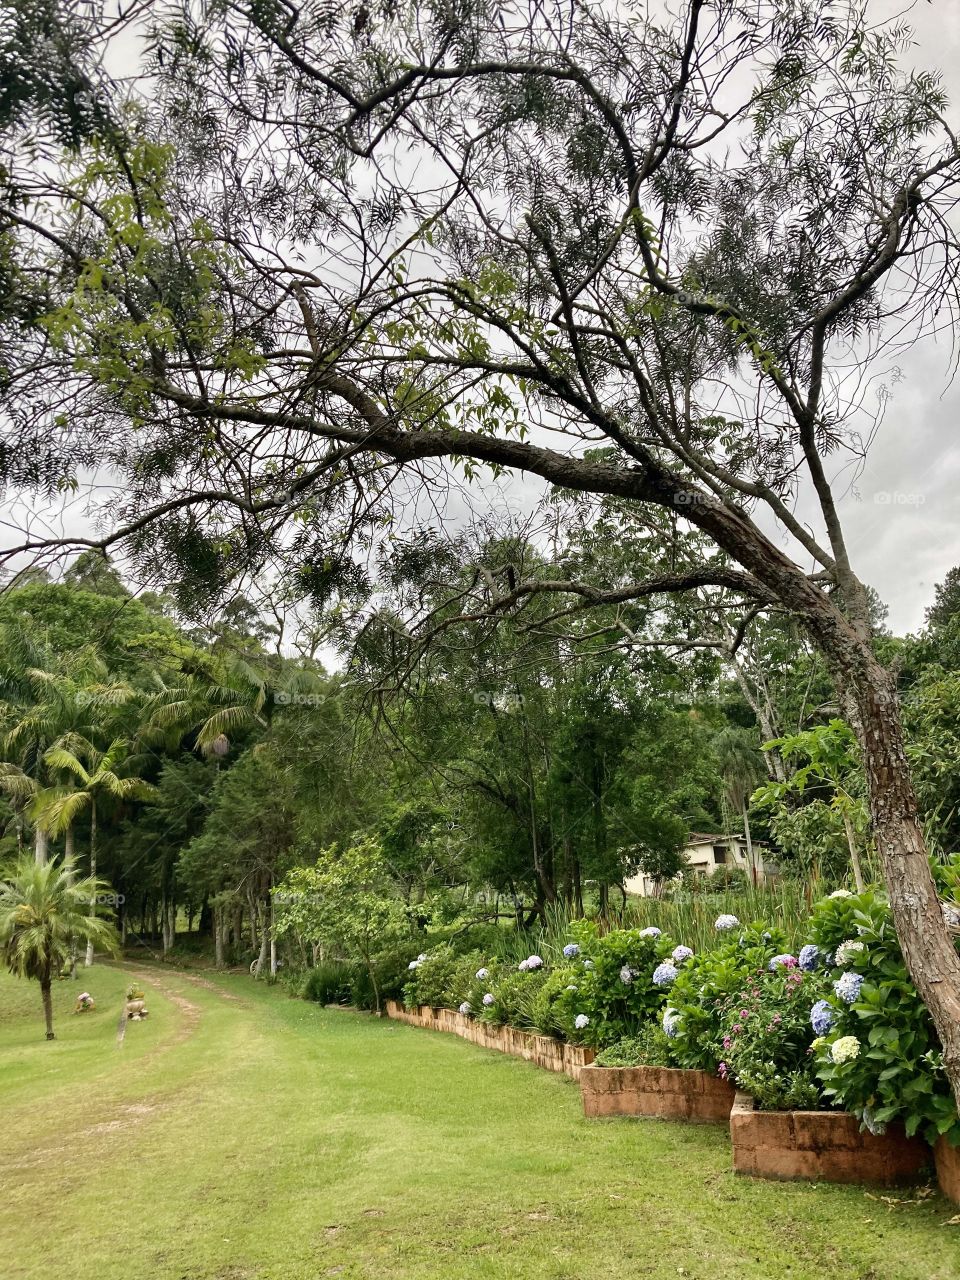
<box><xmin>580</xmin><ymin>1064</ymin><xmax>735</xmax><ymax>1123</ymax></box>
<box><xmin>730</xmin><ymin>1091</ymin><xmax>930</xmax><ymax>1184</ymax></box>
<box><xmin>934</xmin><ymin>1137</ymin><xmax>960</xmax><ymax>1203</ymax></box>
<box><xmin>382</xmin><ymin>1000</ymin><xmax>595</xmax><ymax>1079</ymax></box>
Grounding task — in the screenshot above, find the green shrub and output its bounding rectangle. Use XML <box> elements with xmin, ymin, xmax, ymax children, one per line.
<box><xmin>595</xmin><ymin>1024</ymin><xmax>673</xmax><ymax>1068</ymax></box>
<box><xmin>719</xmin><ymin>961</ymin><xmax>828</xmax><ymax>1111</ymax></box>
<box><xmin>665</xmin><ymin>923</ymin><xmax>785</xmax><ymax>1072</ymax></box>
<box><xmin>530</xmin><ymin>965</ymin><xmax>581</xmax><ymax>1037</ymax></box>
<box><xmin>300</xmin><ymin>962</ymin><xmax>352</xmax><ymax>1005</ymax></box>
<box><xmin>557</xmin><ymin>926</ymin><xmax>679</xmax><ymax>1048</ymax></box>
<box><xmin>478</xmin><ymin>963</ymin><xmax>550</xmax><ymax>1029</ymax></box>
<box><xmin>806</xmin><ymin>889</ymin><xmax>960</xmax><ymax>1145</ymax></box>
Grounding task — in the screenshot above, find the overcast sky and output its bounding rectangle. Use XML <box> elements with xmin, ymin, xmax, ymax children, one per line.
<box><xmin>797</xmin><ymin>2</ymin><xmax>960</xmax><ymax>631</ymax></box>
<box><xmin>7</xmin><ymin>1</ymin><xmax>960</xmax><ymax>636</ymax></box>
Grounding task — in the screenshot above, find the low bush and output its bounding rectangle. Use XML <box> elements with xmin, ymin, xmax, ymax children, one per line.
<box><xmin>477</xmin><ymin>963</ymin><xmax>551</xmax><ymax>1030</ymax></box>
<box><xmin>300</xmin><ymin>962</ymin><xmax>353</xmax><ymax>1005</ymax></box>
<box><xmin>718</xmin><ymin>960</ymin><xmax>828</xmax><ymax>1111</ymax></box>
<box><xmin>805</xmin><ymin>889</ymin><xmax>960</xmax><ymax>1144</ymax></box>
<box><xmin>594</xmin><ymin>1024</ymin><xmax>673</xmax><ymax>1068</ymax></box>
<box><xmin>661</xmin><ymin>923</ymin><xmax>785</xmax><ymax>1072</ymax></box>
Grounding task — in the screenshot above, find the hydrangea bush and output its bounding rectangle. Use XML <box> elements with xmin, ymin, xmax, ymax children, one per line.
<box><xmin>665</xmin><ymin>924</ymin><xmax>786</xmax><ymax>1073</ymax></box>
<box><xmin>807</xmin><ymin>888</ymin><xmax>960</xmax><ymax>1144</ymax></box>
<box><xmin>556</xmin><ymin>926</ymin><xmax>680</xmax><ymax>1046</ymax></box>
<box><xmin>718</xmin><ymin>962</ymin><xmax>829</xmax><ymax>1110</ymax></box>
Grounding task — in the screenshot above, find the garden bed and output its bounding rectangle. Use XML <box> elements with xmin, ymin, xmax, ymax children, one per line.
<box><xmin>382</xmin><ymin>1000</ymin><xmax>595</xmax><ymax>1078</ymax></box>
<box><xmin>729</xmin><ymin>1091</ymin><xmax>930</xmax><ymax>1185</ymax></box>
<box><xmin>934</xmin><ymin>1137</ymin><xmax>960</xmax><ymax>1204</ymax></box>
<box><xmin>580</xmin><ymin>1064</ymin><xmax>735</xmax><ymax>1123</ymax></box>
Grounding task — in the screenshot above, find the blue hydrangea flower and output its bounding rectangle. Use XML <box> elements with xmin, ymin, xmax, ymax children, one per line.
<box><xmin>562</xmin><ymin>943</ymin><xmax>580</xmax><ymax>958</ymax></box>
<box><xmin>519</xmin><ymin>954</ymin><xmax>544</xmax><ymax>972</ymax></box>
<box><xmin>458</xmin><ymin>1002</ymin><xmax>471</xmax><ymax>1015</ymax></box>
<box><xmin>638</xmin><ymin>927</ymin><xmax>662</xmax><ymax>938</ymax></box>
<box><xmin>672</xmin><ymin>945</ymin><xmax>694</xmax><ymax>964</ymax></box>
<box><xmin>768</xmin><ymin>953</ymin><xmax>798</xmax><ymax>970</ymax></box>
<box><xmin>663</xmin><ymin>1008</ymin><xmax>681</xmax><ymax>1038</ymax></box>
<box><xmin>810</xmin><ymin>1000</ymin><xmax>834</xmax><ymax>1035</ymax></box>
<box><xmin>715</xmin><ymin>914</ymin><xmax>740</xmax><ymax>931</ymax></box>
<box><xmin>476</xmin><ymin>967</ymin><xmax>489</xmax><ymax>980</ymax></box>
<box><xmin>574</xmin><ymin>1013</ymin><xmax>589</xmax><ymax>1030</ymax></box>
<box><xmin>619</xmin><ymin>965</ymin><xmax>634</xmax><ymax>985</ymax></box>
<box><xmin>583</xmin><ymin>959</ymin><xmax>595</xmax><ymax>970</ymax></box>
<box><xmin>834</xmin><ymin>971</ymin><xmax>864</xmax><ymax>1004</ymax></box>
<box><xmin>798</xmin><ymin>944</ymin><xmax>821</xmax><ymax>972</ymax></box>
<box><xmin>482</xmin><ymin>992</ymin><xmax>495</xmax><ymax>1006</ymax></box>
<box><xmin>653</xmin><ymin>961</ymin><xmax>678</xmax><ymax>986</ymax></box>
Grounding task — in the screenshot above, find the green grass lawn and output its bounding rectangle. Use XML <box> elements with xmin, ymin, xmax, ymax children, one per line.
<box><xmin>1</xmin><ymin>963</ymin><xmax>958</xmax><ymax>1280</ymax></box>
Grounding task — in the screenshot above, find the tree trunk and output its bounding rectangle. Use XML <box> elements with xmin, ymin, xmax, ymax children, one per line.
<box><xmin>246</xmin><ymin>884</ymin><xmax>258</xmax><ymax>948</ymax></box>
<box><xmin>847</xmin><ymin>656</ymin><xmax>960</xmax><ymax>1103</ymax></box>
<box><xmin>34</xmin><ymin>825</ymin><xmax>49</xmax><ymax>866</ymax></box>
<box><xmin>84</xmin><ymin>798</ymin><xmax>97</xmax><ymax>967</ymax></box>
<box><xmin>41</xmin><ymin>972</ymin><xmax>55</xmax><ymax>1040</ymax></box>
<box><xmin>841</xmin><ymin>809</ymin><xmax>865</xmax><ymax>893</ymax></box>
<box><xmin>253</xmin><ymin>924</ymin><xmax>268</xmax><ymax>978</ymax></box>
<box><xmin>214</xmin><ymin>908</ymin><xmax>225</xmax><ymax>968</ymax></box>
<box><xmin>64</xmin><ymin>824</ymin><xmax>75</xmax><ymax>864</ymax></box>
<box><xmin>269</xmin><ymin>886</ymin><xmax>277</xmax><ymax>977</ymax></box>
<box><xmin>742</xmin><ymin>805</ymin><xmax>756</xmax><ymax>886</ymax></box>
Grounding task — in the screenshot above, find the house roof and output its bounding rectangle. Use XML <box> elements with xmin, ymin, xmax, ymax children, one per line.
<box><xmin>687</xmin><ymin>832</ymin><xmax>766</xmax><ymax>847</ymax></box>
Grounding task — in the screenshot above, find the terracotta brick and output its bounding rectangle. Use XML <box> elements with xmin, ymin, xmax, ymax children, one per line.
<box><xmin>729</xmin><ymin>1092</ymin><xmax>930</xmax><ymax>1185</ymax></box>
<box><xmin>382</xmin><ymin>1001</ymin><xmax>594</xmax><ymax>1078</ymax></box>
<box><xmin>579</xmin><ymin>1065</ymin><xmax>735</xmax><ymax>1123</ymax></box>
<box><xmin>934</xmin><ymin>1137</ymin><xmax>960</xmax><ymax>1204</ymax></box>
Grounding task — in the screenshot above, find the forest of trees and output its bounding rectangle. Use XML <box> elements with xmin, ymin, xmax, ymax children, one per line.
<box><xmin>3</xmin><ymin>546</ymin><xmax>960</xmax><ymax>976</ymax></box>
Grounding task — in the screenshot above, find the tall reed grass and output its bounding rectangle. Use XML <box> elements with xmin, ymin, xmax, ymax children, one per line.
<box><xmin>487</xmin><ymin>881</ymin><xmax>820</xmax><ymax>967</ymax></box>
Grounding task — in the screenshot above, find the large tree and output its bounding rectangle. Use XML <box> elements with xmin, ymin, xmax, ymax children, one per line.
<box><xmin>4</xmin><ymin>2</ymin><xmax>960</xmax><ymax>1097</ymax></box>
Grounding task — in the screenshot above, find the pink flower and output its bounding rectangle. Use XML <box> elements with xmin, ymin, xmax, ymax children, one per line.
<box><xmin>732</xmin><ymin>1023</ymin><xmax>742</xmax><ymax>1034</ymax></box>
<box><xmin>718</xmin><ymin>1062</ymin><xmax>729</xmax><ymax>1079</ymax></box>
<box><xmin>722</xmin><ymin>1035</ymin><xmax>732</xmax><ymax>1049</ymax></box>
<box><xmin>739</xmin><ymin>1009</ymin><xmax>749</xmax><ymax>1018</ymax></box>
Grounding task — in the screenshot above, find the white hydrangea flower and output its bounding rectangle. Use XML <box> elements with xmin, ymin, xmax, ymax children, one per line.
<box><xmin>835</xmin><ymin>939</ymin><xmax>866</xmax><ymax>967</ymax></box>
<box><xmin>830</xmin><ymin>1035</ymin><xmax>861</xmax><ymax>1064</ymax></box>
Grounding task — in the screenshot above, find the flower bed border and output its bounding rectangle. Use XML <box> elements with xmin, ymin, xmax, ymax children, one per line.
<box><xmin>382</xmin><ymin>1000</ymin><xmax>594</xmax><ymax>1078</ymax></box>
<box><xmin>579</xmin><ymin>1064</ymin><xmax>735</xmax><ymax>1123</ymax></box>
<box><xmin>729</xmin><ymin>1091</ymin><xmax>931</xmax><ymax>1184</ymax></box>
<box><xmin>934</xmin><ymin>1137</ymin><xmax>960</xmax><ymax>1204</ymax></box>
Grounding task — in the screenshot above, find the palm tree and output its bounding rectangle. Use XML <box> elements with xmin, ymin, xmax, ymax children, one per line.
<box><xmin>0</xmin><ymin>856</ymin><xmax>120</xmax><ymax>1039</ymax></box>
<box><xmin>37</xmin><ymin>736</ymin><xmax>156</xmax><ymax>965</ymax></box>
<box><xmin>714</xmin><ymin>727</ymin><xmax>765</xmax><ymax>885</ymax></box>
<box><xmin>0</xmin><ymin>639</ymin><xmax>133</xmax><ymax>864</ymax></box>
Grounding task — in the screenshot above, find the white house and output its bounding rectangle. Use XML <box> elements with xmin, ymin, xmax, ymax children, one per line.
<box><xmin>623</xmin><ymin>832</ymin><xmax>778</xmax><ymax>897</ymax></box>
